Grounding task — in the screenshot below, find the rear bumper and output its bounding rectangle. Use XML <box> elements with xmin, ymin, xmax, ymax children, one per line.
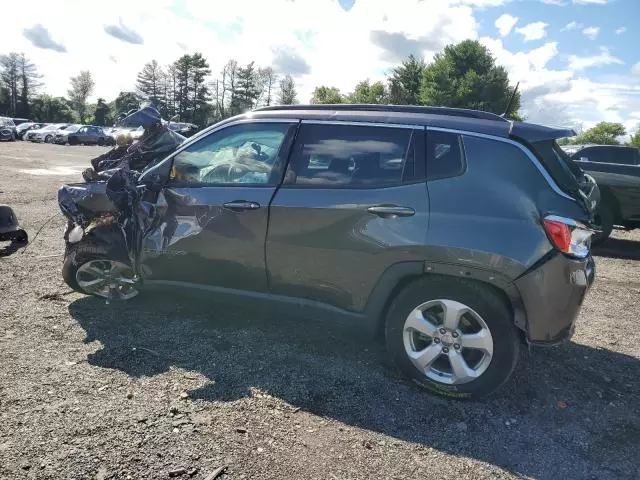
<box><xmin>515</xmin><ymin>253</ymin><xmax>595</xmax><ymax>345</ymax></box>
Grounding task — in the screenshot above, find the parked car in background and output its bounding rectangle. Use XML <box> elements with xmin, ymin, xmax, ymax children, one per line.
<box><xmin>60</xmin><ymin>104</ymin><xmax>599</xmax><ymax>399</ymax></box>
<box><xmin>16</xmin><ymin>122</ymin><xmax>46</xmax><ymax>140</ymax></box>
<box><xmin>55</xmin><ymin>125</ymin><xmax>113</xmax><ymax>146</ymax></box>
<box><xmin>105</xmin><ymin>126</ymin><xmax>143</xmax><ymax>142</ymax></box>
<box><xmin>562</xmin><ymin>144</ymin><xmax>640</xmax><ymax>242</ymax></box>
<box><xmin>168</xmin><ymin>121</ymin><xmax>199</xmax><ymax>137</ymax></box>
<box><xmin>0</xmin><ymin>117</ymin><xmax>17</xmax><ymax>141</ymax></box>
<box><xmin>25</xmin><ymin>123</ymin><xmax>70</xmax><ymax>143</ymax></box>
<box><xmin>11</xmin><ymin>117</ymin><xmax>31</xmax><ymax>126</ymax></box>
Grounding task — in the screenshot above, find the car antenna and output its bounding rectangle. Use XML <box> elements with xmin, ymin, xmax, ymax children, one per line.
<box><xmin>501</xmin><ymin>81</ymin><xmax>520</xmax><ymax>118</ymax></box>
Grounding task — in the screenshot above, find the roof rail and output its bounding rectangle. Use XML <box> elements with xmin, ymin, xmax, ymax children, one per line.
<box><xmin>253</xmin><ymin>104</ymin><xmax>511</xmax><ymax>122</ymax></box>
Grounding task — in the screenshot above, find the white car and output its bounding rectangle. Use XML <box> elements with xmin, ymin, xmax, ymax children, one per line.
<box><xmin>25</xmin><ymin>123</ymin><xmax>70</xmax><ymax>143</ymax></box>
<box><xmin>106</xmin><ymin>126</ymin><xmax>144</xmax><ymax>142</ymax></box>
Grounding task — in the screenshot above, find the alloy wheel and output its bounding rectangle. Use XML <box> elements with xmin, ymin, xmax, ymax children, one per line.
<box><xmin>402</xmin><ymin>299</ymin><xmax>494</xmax><ymax>385</ymax></box>
<box><xmin>76</xmin><ymin>259</ymin><xmax>138</xmax><ymax>300</ymax></box>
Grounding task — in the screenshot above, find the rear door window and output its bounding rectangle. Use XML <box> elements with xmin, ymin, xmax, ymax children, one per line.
<box><xmin>578</xmin><ymin>147</ymin><xmax>611</xmax><ymax>163</ymax></box>
<box><xmin>426</xmin><ymin>130</ymin><xmax>465</xmax><ymax>180</ymax></box>
<box><xmin>615</xmin><ymin>148</ymin><xmax>638</xmax><ymax>165</ymax></box>
<box><xmin>284</xmin><ymin>123</ymin><xmax>414</xmax><ymax>188</ymax></box>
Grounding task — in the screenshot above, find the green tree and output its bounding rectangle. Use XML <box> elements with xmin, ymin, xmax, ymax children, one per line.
<box><xmin>17</xmin><ymin>54</ymin><xmax>41</xmax><ymax>118</ymax></box>
<box><xmin>277</xmin><ymin>74</ymin><xmax>298</xmax><ymax>105</ymax></box>
<box><xmin>68</xmin><ymin>70</ymin><xmax>95</xmax><ymax>123</ymax></box>
<box><xmin>388</xmin><ymin>54</ymin><xmax>425</xmax><ymax>105</ymax></box>
<box><xmin>0</xmin><ymin>84</ymin><xmax>9</xmax><ymax>114</ymax></box>
<box><xmin>92</xmin><ymin>98</ymin><xmax>111</xmax><ymax>126</ymax></box>
<box><xmin>113</xmin><ymin>91</ymin><xmax>140</xmax><ymax>119</ymax></box>
<box><xmin>258</xmin><ymin>67</ymin><xmax>277</xmax><ymax>107</ymax></box>
<box><xmin>31</xmin><ymin>94</ymin><xmax>75</xmax><ymax>122</ymax></box>
<box><xmin>0</xmin><ymin>53</ymin><xmax>20</xmax><ymax>116</ymax></box>
<box><xmin>173</xmin><ymin>53</ymin><xmax>211</xmax><ymax>125</ymax></box>
<box><xmin>348</xmin><ymin>80</ymin><xmax>387</xmax><ymax>104</ymax></box>
<box><xmin>570</xmin><ymin>122</ymin><xmax>626</xmax><ymax>145</ymax></box>
<box><xmin>311</xmin><ymin>85</ymin><xmax>344</xmax><ymax>104</ymax></box>
<box><xmin>630</xmin><ymin>128</ymin><xmax>640</xmax><ymax>148</ymax></box>
<box><xmin>136</xmin><ymin>60</ymin><xmax>165</xmax><ymax>111</ymax></box>
<box><xmin>420</xmin><ymin>40</ymin><xmax>520</xmax><ymax>115</ymax></box>
<box><xmin>231</xmin><ymin>61</ymin><xmax>260</xmax><ymax>114</ymax></box>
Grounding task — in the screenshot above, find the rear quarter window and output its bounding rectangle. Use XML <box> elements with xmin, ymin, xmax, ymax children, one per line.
<box><xmin>426</xmin><ymin>130</ymin><xmax>465</xmax><ymax>180</ymax></box>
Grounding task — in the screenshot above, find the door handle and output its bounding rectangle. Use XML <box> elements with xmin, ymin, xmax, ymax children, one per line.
<box><xmin>367</xmin><ymin>205</ymin><xmax>415</xmax><ymax>218</ymax></box>
<box><xmin>223</xmin><ymin>200</ymin><xmax>261</xmax><ymax>212</ymax></box>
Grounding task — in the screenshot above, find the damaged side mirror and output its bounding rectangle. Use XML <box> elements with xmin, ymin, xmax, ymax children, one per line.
<box><xmin>140</xmin><ymin>171</ymin><xmax>164</xmax><ymax>193</ymax></box>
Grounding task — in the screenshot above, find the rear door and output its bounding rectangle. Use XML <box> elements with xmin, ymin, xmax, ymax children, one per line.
<box><xmin>266</xmin><ymin>121</ymin><xmax>428</xmax><ymax>313</ymax></box>
<box><xmin>88</xmin><ymin>127</ymin><xmax>101</xmax><ymax>144</ymax></box>
<box><xmin>142</xmin><ymin>120</ymin><xmax>298</xmax><ymax>292</ymax></box>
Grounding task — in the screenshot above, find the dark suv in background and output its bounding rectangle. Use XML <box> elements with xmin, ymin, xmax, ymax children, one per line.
<box><xmin>562</xmin><ymin>144</ymin><xmax>640</xmax><ymax>241</ymax></box>
<box><xmin>60</xmin><ymin>105</ymin><xmax>598</xmax><ymax>399</ymax></box>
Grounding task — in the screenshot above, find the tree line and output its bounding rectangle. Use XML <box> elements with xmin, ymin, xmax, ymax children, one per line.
<box><xmin>1</xmin><ymin>38</ymin><xmax>638</xmax><ymax>146</ymax></box>
<box><xmin>0</xmin><ymin>50</ymin><xmax>300</xmax><ymax>127</ymax></box>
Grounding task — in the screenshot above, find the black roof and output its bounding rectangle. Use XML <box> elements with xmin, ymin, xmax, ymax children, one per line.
<box><xmin>234</xmin><ymin>104</ymin><xmax>576</xmax><ymax>143</ymax></box>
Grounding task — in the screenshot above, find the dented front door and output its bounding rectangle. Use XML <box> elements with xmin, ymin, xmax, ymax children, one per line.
<box><xmin>141</xmin><ymin>120</ymin><xmax>297</xmax><ymax>293</ymax></box>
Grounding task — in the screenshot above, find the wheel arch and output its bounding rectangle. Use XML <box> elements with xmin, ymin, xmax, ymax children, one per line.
<box><xmin>364</xmin><ymin>261</ymin><xmax>527</xmax><ymax>340</ymax></box>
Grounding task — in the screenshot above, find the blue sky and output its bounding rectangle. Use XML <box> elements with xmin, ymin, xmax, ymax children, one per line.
<box><xmin>2</xmin><ymin>0</ymin><xmax>639</xmax><ymax>133</ymax></box>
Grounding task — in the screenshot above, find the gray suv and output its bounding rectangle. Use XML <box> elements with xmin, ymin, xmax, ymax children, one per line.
<box><xmin>59</xmin><ymin>105</ymin><xmax>598</xmax><ymax>398</ymax></box>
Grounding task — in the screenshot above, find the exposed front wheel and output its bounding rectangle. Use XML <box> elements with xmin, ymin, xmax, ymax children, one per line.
<box><xmin>385</xmin><ymin>276</ymin><xmax>519</xmax><ymax>399</ymax></box>
<box><xmin>44</xmin><ymin>134</ymin><xmax>53</xmax><ymax>143</ymax></box>
<box><xmin>63</xmin><ymin>243</ymin><xmax>139</xmax><ymax>300</ymax></box>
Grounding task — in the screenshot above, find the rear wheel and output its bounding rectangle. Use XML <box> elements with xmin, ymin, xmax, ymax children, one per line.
<box><xmin>63</xmin><ymin>243</ymin><xmax>138</xmax><ymax>300</ymax></box>
<box><xmin>385</xmin><ymin>276</ymin><xmax>519</xmax><ymax>399</ymax></box>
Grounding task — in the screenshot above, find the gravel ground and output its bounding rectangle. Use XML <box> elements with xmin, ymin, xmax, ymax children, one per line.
<box><xmin>1</xmin><ymin>142</ymin><xmax>639</xmax><ymax>480</ymax></box>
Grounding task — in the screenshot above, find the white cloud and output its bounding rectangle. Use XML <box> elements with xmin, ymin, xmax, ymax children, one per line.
<box><xmin>495</xmin><ymin>14</ymin><xmax>518</xmax><ymax>37</ymax></box>
<box><xmin>568</xmin><ymin>47</ymin><xmax>624</xmax><ymax>71</ymax></box>
<box><xmin>573</xmin><ymin>0</ymin><xmax>611</xmax><ymax>4</ymax></box>
<box><xmin>615</xmin><ymin>27</ymin><xmax>627</xmax><ymax>35</ymax></box>
<box><xmin>582</xmin><ymin>26</ymin><xmax>600</xmax><ymax>39</ymax></box>
<box><xmin>562</xmin><ymin>21</ymin><xmax>584</xmax><ymax>31</ymax></box>
<box><xmin>0</xmin><ymin>0</ymin><xmax>637</xmax><ymax>135</ymax></box>
<box><xmin>515</xmin><ymin>22</ymin><xmax>548</xmax><ymax>41</ymax></box>
<box><xmin>633</xmin><ymin>63</ymin><xmax>640</xmax><ymax>76</ymax></box>
<box><xmin>541</xmin><ymin>0</ymin><xmax>566</xmax><ymax>5</ymax></box>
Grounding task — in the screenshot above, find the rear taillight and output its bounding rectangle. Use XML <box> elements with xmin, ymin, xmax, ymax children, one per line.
<box><xmin>543</xmin><ymin>215</ymin><xmax>594</xmax><ymax>258</ymax></box>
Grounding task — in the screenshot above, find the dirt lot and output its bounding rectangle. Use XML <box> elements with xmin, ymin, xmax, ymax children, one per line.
<box><xmin>0</xmin><ymin>141</ymin><xmax>639</xmax><ymax>480</ymax></box>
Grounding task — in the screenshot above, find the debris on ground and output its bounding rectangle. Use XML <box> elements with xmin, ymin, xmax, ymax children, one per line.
<box><xmin>168</xmin><ymin>467</ymin><xmax>187</xmax><ymax>477</ymax></box>
<box><xmin>203</xmin><ymin>466</ymin><xmax>227</xmax><ymax>480</ymax></box>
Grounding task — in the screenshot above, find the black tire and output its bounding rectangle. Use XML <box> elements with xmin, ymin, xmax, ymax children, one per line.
<box><xmin>385</xmin><ymin>275</ymin><xmax>519</xmax><ymax>399</ymax></box>
<box><xmin>63</xmin><ymin>242</ymin><xmax>136</xmax><ymax>299</ymax></box>
<box><xmin>44</xmin><ymin>134</ymin><xmax>53</xmax><ymax>143</ymax></box>
<box><xmin>592</xmin><ymin>203</ymin><xmax>614</xmax><ymax>245</ymax></box>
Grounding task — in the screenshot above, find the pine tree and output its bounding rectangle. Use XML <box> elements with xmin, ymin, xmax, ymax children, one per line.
<box><xmin>231</xmin><ymin>62</ymin><xmax>260</xmax><ymax>114</ymax></box>
<box><xmin>136</xmin><ymin>60</ymin><xmax>164</xmax><ymax>110</ymax></box>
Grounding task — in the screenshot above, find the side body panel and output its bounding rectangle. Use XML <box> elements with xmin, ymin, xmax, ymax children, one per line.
<box><xmin>142</xmin><ymin>186</ymin><xmax>276</xmax><ymax>292</ymax></box>
<box><xmin>266</xmin><ymin>183</ymin><xmax>430</xmax><ymax>312</ymax></box>
<box><xmin>423</xmin><ymin>132</ymin><xmax>583</xmax><ymax>279</ymax></box>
